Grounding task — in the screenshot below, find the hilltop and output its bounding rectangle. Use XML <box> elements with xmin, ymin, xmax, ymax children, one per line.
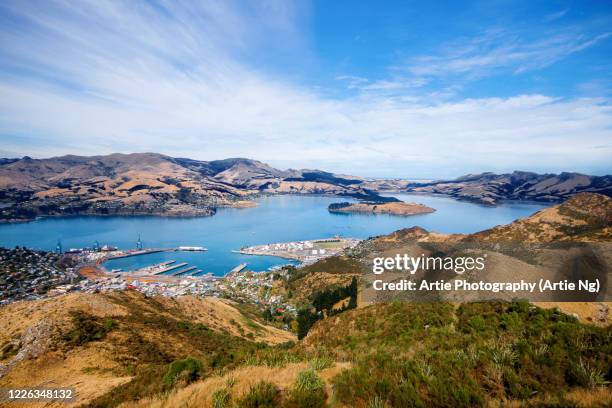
<box><xmin>407</xmin><ymin>171</ymin><xmax>612</xmax><ymax>205</ymax></box>
<box><xmin>0</xmin><ymin>153</ymin><xmax>392</xmax><ymax>221</ymax></box>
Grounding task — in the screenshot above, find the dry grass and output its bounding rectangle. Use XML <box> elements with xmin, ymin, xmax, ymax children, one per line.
<box><xmin>534</xmin><ymin>302</ymin><xmax>611</xmax><ymax>326</ymax></box>
<box><xmin>0</xmin><ymin>291</ymin><xmax>295</xmax><ymax>407</ymax></box>
<box><xmin>120</xmin><ymin>362</ymin><xmax>350</xmax><ymax>408</ymax></box>
<box><xmin>168</xmin><ymin>296</ymin><xmax>295</xmax><ymax>344</ymax></box>
<box><xmin>485</xmin><ymin>386</ymin><xmax>612</xmax><ymax>407</ymax></box>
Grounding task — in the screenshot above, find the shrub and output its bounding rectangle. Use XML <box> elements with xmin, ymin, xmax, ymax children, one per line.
<box><xmin>63</xmin><ymin>311</ymin><xmax>112</xmax><ymax>346</ymax></box>
<box><xmin>212</xmin><ymin>387</ymin><xmax>232</xmax><ymax>408</ymax></box>
<box><xmin>162</xmin><ymin>357</ymin><xmax>203</xmax><ymax>386</ymax></box>
<box><xmin>467</xmin><ymin>315</ymin><xmax>486</xmax><ymax>332</ymax></box>
<box><xmin>368</xmin><ymin>396</ymin><xmax>388</xmax><ymax>408</ymax></box>
<box><xmin>236</xmin><ymin>381</ymin><xmax>279</xmax><ymax>408</ymax></box>
<box><xmin>288</xmin><ymin>370</ymin><xmax>326</xmax><ymax>408</ymax></box>
<box><xmin>309</xmin><ymin>356</ymin><xmax>335</xmax><ymax>371</ymax></box>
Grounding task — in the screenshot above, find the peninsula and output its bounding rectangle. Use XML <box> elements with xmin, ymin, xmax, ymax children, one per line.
<box><xmin>328</xmin><ymin>201</ymin><xmax>435</xmax><ymax>216</ymax></box>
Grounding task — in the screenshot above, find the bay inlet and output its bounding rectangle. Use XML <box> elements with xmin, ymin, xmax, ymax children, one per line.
<box><xmin>0</xmin><ymin>194</ymin><xmax>548</xmax><ymax>275</ymax></box>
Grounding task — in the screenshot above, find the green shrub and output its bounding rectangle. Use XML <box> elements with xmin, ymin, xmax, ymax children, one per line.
<box><xmin>63</xmin><ymin>311</ymin><xmax>112</xmax><ymax>346</ymax></box>
<box><xmin>467</xmin><ymin>315</ymin><xmax>486</xmax><ymax>332</ymax></box>
<box><xmin>212</xmin><ymin>387</ymin><xmax>232</xmax><ymax>408</ymax></box>
<box><xmin>368</xmin><ymin>396</ymin><xmax>388</xmax><ymax>408</ymax></box>
<box><xmin>236</xmin><ymin>381</ymin><xmax>279</xmax><ymax>408</ymax></box>
<box><xmin>288</xmin><ymin>370</ymin><xmax>326</xmax><ymax>408</ymax></box>
<box><xmin>162</xmin><ymin>357</ymin><xmax>203</xmax><ymax>386</ymax></box>
<box><xmin>309</xmin><ymin>356</ymin><xmax>335</xmax><ymax>371</ymax></box>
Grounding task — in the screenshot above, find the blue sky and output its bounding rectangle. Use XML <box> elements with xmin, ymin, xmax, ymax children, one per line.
<box><xmin>0</xmin><ymin>0</ymin><xmax>611</xmax><ymax>178</ymax></box>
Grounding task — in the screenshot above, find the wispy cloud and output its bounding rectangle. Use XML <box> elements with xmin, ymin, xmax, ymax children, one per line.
<box><xmin>544</xmin><ymin>9</ymin><xmax>569</xmax><ymax>22</ymax></box>
<box><xmin>0</xmin><ymin>1</ymin><xmax>610</xmax><ymax>177</ymax></box>
<box><xmin>407</xmin><ymin>29</ymin><xmax>611</xmax><ymax>78</ymax></box>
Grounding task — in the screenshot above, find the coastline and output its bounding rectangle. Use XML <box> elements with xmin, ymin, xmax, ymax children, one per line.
<box><xmin>328</xmin><ymin>201</ymin><xmax>436</xmax><ymax>216</ymax></box>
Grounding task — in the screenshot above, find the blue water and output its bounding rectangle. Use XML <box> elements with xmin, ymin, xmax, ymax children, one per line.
<box><xmin>0</xmin><ymin>194</ymin><xmax>547</xmax><ymax>275</ymax></box>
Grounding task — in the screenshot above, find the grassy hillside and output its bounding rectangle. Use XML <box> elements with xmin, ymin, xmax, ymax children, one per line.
<box><xmin>0</xmin><ymin>291</ymin><xmax>294</xmax><ymax>406</ymax></box>
<box><xmin>116</xmin><ymin>300</ymin><xmax>611</xmax><ymax>408</ymax></box>
<box><xmin>304</xmin><ymin>300</ymin><xmax>611</xmax><ymax>407</ymax></box>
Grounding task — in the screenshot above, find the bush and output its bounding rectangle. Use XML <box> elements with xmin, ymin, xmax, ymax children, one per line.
<box><xmin>309</xmin><ymin>356</ymin><xmax>335</xmax><ymax>371</ymax></box>
<box><xmin>212</xmin><ymin>387</ymin><xmax>232</xmax><ymax>408</ymax></box>
<box><xmin>162</xmin><ymin>357</ymin><xmax>203</xmax><ymax>386</ymax></box>
<box><xmin>63</xmin><ymin>311</ymin><xmax>112</xmax><ymax>346</ymax></box>
<box><xmin>236</xmin><ymin>381</ymin><xmax>279</xmax><ymax>408</ymax></box>
<box><xmin>288</xmin><ymin>370</ymin><xmax>326</xmax><ymax>408</ymax></box>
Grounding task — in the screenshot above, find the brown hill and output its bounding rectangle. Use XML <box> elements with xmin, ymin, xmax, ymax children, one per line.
<box><xmin>469</xmin><ymin>192</ymin><xmax>612</xmax><ymax>243</ymax></box>
<box><xmin>407</xmin><ymin>171</ymin><xmax>612</xmax><ymax>205</ymax></box>
<box><xmin>0</xmin><ymin>154</ymin><xmax>390</xmax><ymax>221</ymax></box>
<box><xmin>0</xmin><ymin>291</ymin><xmax>294</xmax><ymax>406</ymax></box>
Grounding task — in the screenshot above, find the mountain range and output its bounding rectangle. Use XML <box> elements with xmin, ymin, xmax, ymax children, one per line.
<box><xmin>406</xmin><ymin>171</ymin><xmax>612</xmax><ymax>205</ymax></box>
<box><xmin>0</xmin><ymin>153</ymin><xmax>610</xmax><ymax>220</ymax></box>
<box><xmin>0</xmin><ymin>153</ymin><xmax>390</xmax><ymax>221</ymax></box>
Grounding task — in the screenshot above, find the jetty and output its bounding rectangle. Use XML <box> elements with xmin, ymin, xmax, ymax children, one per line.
<box><xmin>229</xmin><ymin>263</ymin><xmax>247</xmax><ymax>274</ymax></box>
<box><xmin>107</xmin><ymin>246</ymin><xmax>207</xmax><ymax>260</ymax></box>
<box><xmin>172</xmin><ymin>266</ymin><xmax>198</xmax><ymax>276</ymax></box>
<box><xmin>154</xmin><ymin>262</ymin><xmax>188</xmax><ymax>275</ymax></box>
<box><xmin>191</xmin><ymin>270</ymin><xmax>209</xmax><ymax>277</ymax></box>
<box><xmin>108</xmin><ymin>248</ymin><xmax>165</xmax><ymax>259</ymax></box>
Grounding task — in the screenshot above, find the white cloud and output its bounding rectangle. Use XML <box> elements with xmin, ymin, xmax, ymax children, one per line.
<box><xmin>544</xmin><ymin>9</ymin><xmax>569</xmax><ymax>22</ymax></box>
<box><xmin>407</xmin><ymin>29</ymin><xmax>612</xmax><ymax>78</ymax></box>
<box><xmin>0</xmin><ymin>1</ymin><xmax>611</xmax><ymax>178</ymax></box>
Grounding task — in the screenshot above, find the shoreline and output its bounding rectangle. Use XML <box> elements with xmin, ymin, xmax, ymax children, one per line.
<box><xmin>0</xmin><ymin>191</ymin><xmax>559</xmax><ymax>224</ymax></box>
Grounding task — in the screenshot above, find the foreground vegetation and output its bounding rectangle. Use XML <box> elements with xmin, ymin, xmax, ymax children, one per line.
<box><xmin>308</xmin><ymin>300</ymin><xmax>611</xmax><ymax>407</ymax></box>
<box><xmin>78</xmin><ymin>297</ymin><xmax>610</xmax><ymax>407</ymax></box>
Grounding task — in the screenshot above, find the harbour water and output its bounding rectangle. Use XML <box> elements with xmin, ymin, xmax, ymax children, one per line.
<box><xmin>0</xmin><ymin>194</ymin><xmax>547</xmax><ymax>275</ymax></box>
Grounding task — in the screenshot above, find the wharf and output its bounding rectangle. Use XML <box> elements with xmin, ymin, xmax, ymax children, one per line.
<box><xmin>173</xmin><ymin>266</ymin><xmax>197</xmax><ymax>276</ymax></box>
<box><xmin>154</xmin><ymin>262</ymin><xmax>188</xmax><ymax>275</ymax></box>
<box><xmin>229</xmin><ymin>263</ymin><xmax>247</xmax><ymax>274</ymax></box>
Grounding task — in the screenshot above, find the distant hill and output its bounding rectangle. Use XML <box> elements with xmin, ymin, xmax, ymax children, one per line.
<box><xmin>407</xmin><ymin>170</ymin><xmax>612</xmax><ymax>205</ymax></box>
<box><xmin>0</xmin><ymin>153</ymin><xmax>388</xmax><ymax>221</ymax></box>
<box><xmin>469</xmin><ymin>192</ymin><xmax>612</xmax><ymax>243</ymax></box>
<box><xmin>2</xmin><ymin>154</ymin><xmax>610</xmax><ymax>220</ymax></box>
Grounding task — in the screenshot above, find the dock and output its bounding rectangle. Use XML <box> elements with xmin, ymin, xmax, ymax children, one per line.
<box><xmin>154</xmin><ymin>262</ymin><xmax>188</xmax><ymax>275</ymax></box>
<box><xmin>172</xmin><ymin>266</ymin><xmax>197</xmax><ymax>276</ymax></box>
<box><xmin>108</xmin><ymin>248</ymin><xmax>165</xmax><ymax>259</ymax></box>
<box><xmin>229</xmin><ymin>263</ymin><xmax>247</xmax><ymax>274</ymax></box>
<box><xmin>191</xmin><ymin>270</ymin><xmax>209</xmax><ymax>277</ymax></box>
<box><xmin>107</xmin><ymin>246</ymin><xmax>207</xmax><ymax>260</ymax></box>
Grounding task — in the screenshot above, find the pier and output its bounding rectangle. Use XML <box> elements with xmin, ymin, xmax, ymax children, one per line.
<box><xmin>229</xmin><ymin>263</ymin><xmax>247</xmax><ymax>274</ymax></box>
<box><xmin>108</xmin><ymin>248</ymin><xmax>165</xmax><ymax>259</ymax></box>
<box><xmin>107</xmin><ymin>246</ymin><xmax>207</xmax><ymax>260</ymax></box>
<box><xmin>172</xmin><ymin>266</ymin><xmax>197</xmax><ymax>276</ymax></box>
<box><xmin>191</xmin><ymin>270</ymin><xmax>209</xmax><ymax>277</ymax></box>
<box><xmin>154</xmin><ymin>262</ymin><xmax>188</xmax><ymax>275</ymax></box>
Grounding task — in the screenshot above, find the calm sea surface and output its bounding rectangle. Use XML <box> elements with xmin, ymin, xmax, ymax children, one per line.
<box><xmin>0</xmin><ymin>194</ymin><xmax>547</xmax><ymax>275</ymax></box>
